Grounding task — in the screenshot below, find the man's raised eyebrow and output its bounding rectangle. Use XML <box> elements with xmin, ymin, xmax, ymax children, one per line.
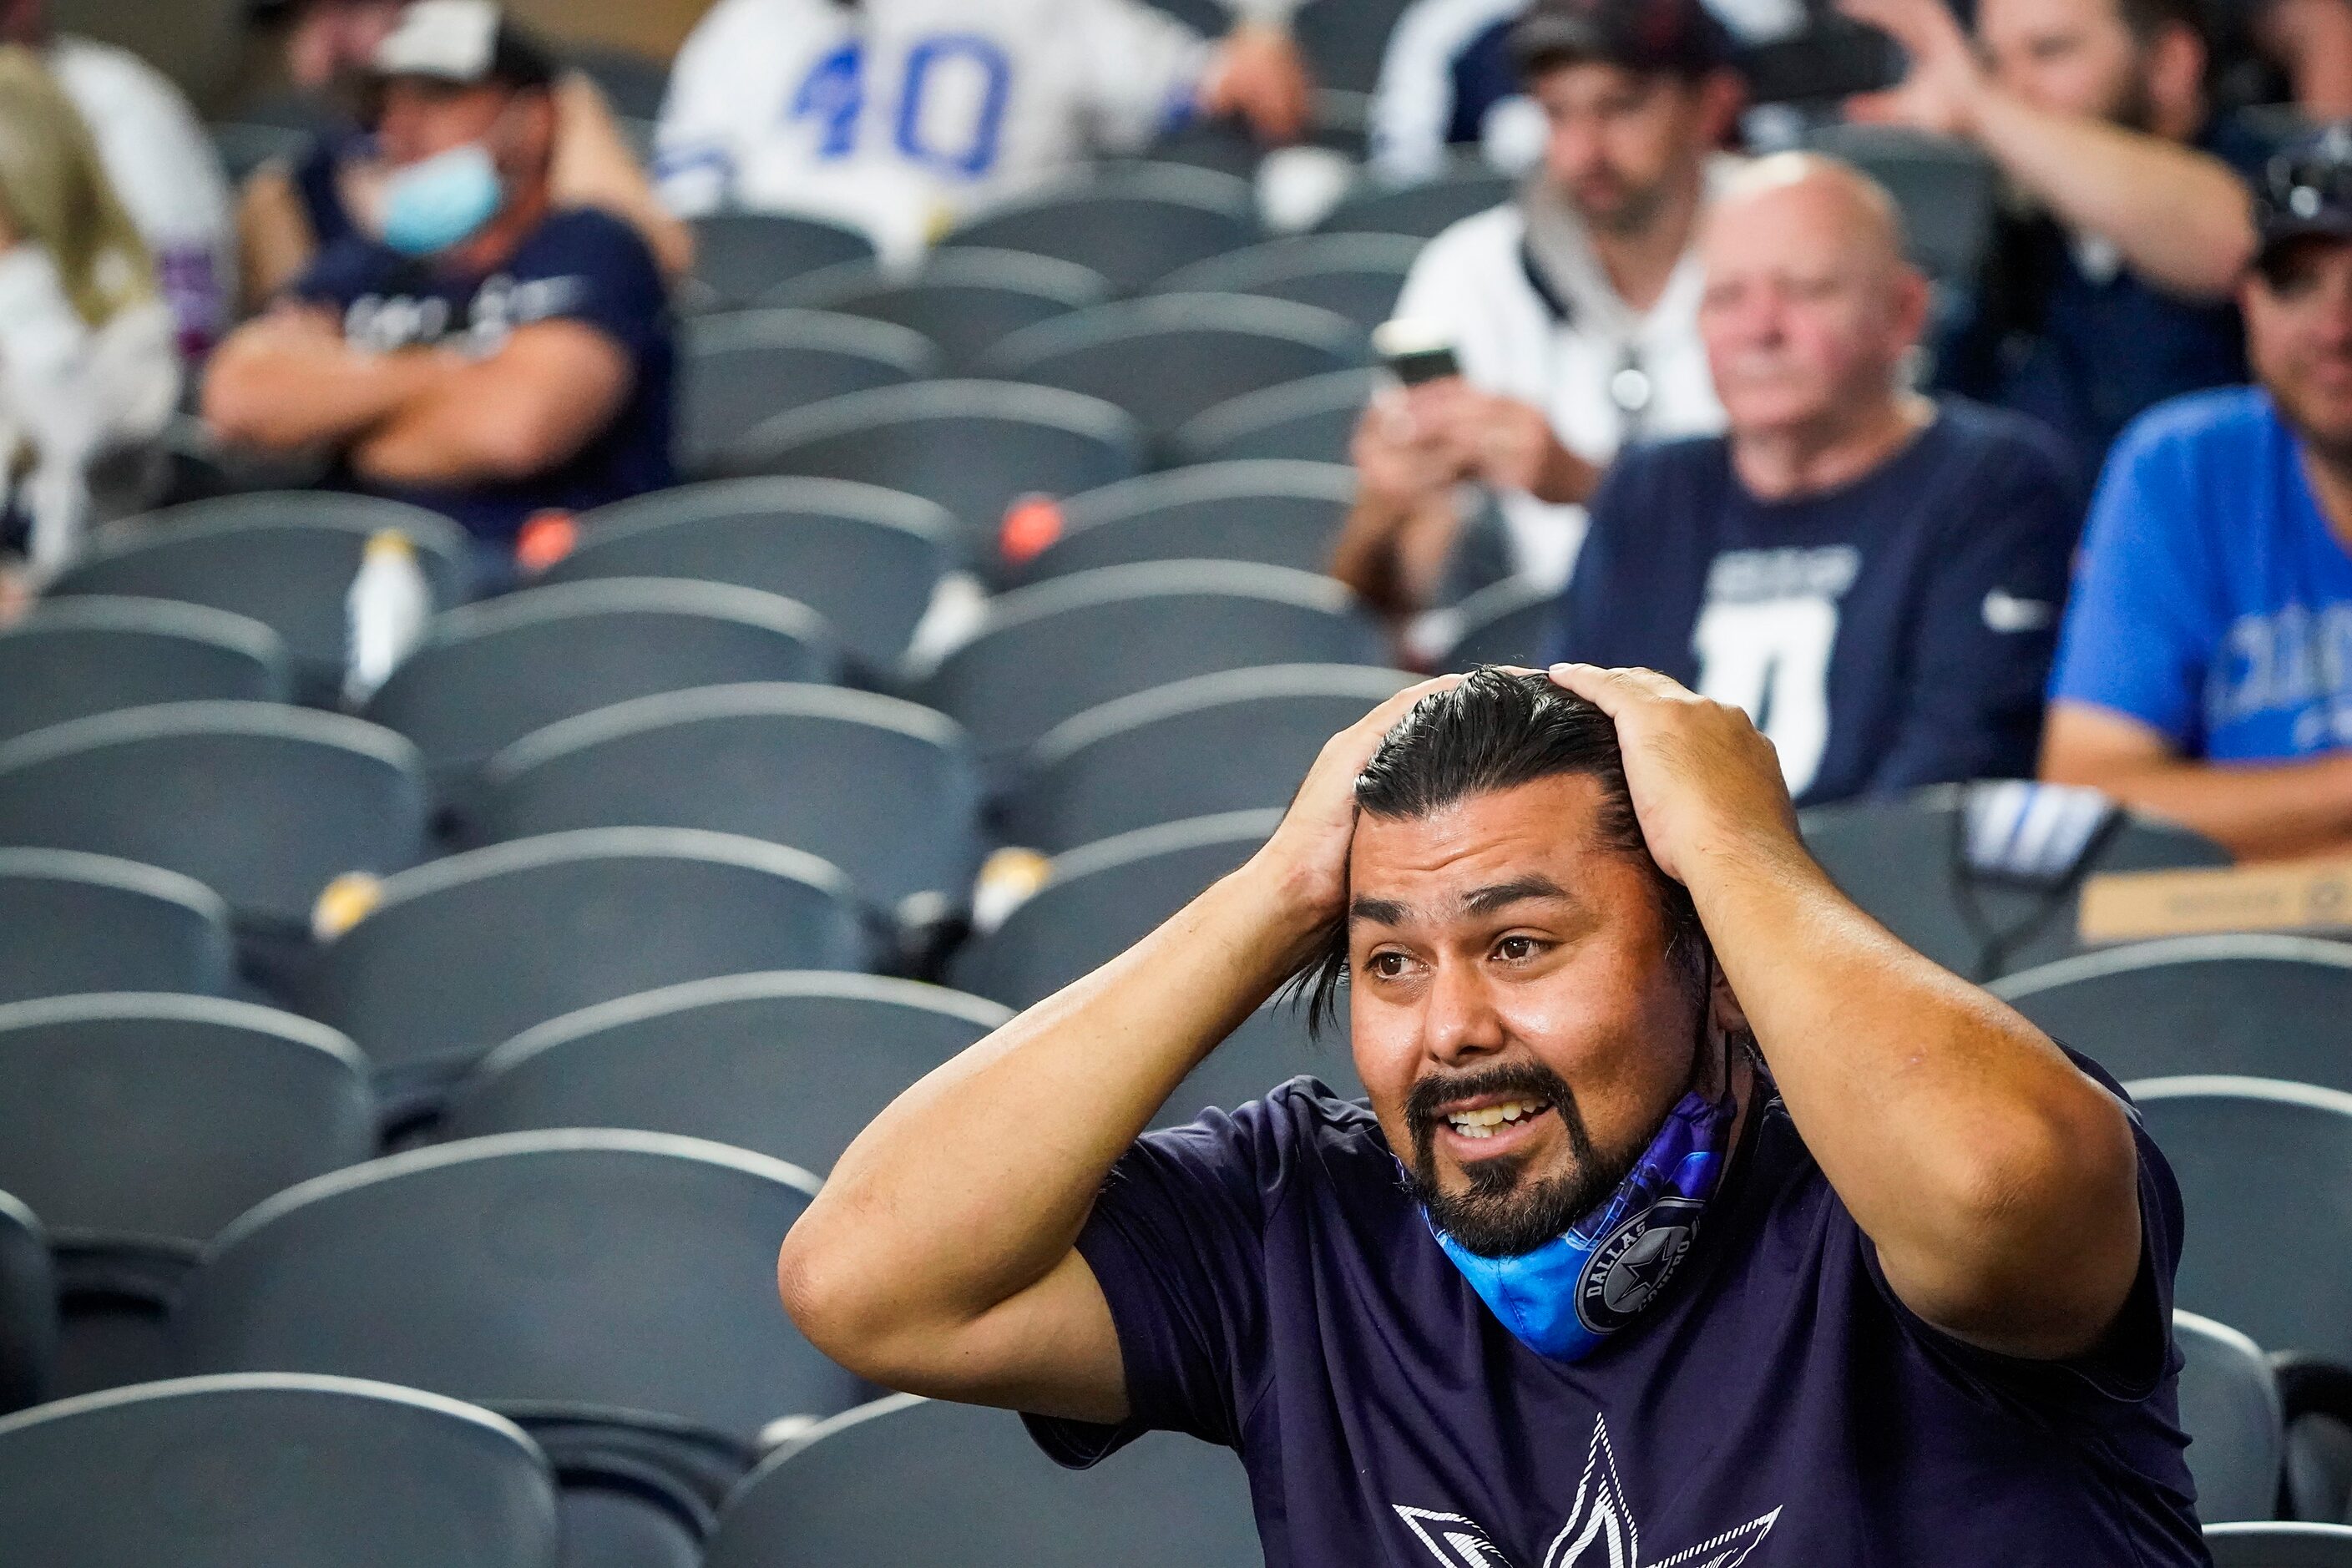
<box><xmin>1461</xmin><ymin>876</ymin><xmax>1572</xmax><ymax>916</ymax></box>
<box><xmin>1348</xmin><ymin>896</ymin><xmax>1412</xmax><ymax>926</ymax></box>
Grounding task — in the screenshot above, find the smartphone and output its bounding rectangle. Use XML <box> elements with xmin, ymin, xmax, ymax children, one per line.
<box><xmin>1373</xmin><ymin>317</ymin><xmax>1463</xmax><ymax>387</ymax></box>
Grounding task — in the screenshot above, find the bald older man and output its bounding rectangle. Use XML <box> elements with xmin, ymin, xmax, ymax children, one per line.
<box><xmin>1549</xmin><ymin>154</ymin><xmax>2083</xmax><ymax>806</ymax></box>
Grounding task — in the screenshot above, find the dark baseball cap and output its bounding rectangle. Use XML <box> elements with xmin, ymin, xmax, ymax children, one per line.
<box><xmin>2255</xmin><ymin>124</ymin><xmax>2352</xmax><ymax>266</ymax></box>
<box><xmin>370</xmin><ymin>0</ymin><xmax>556</xmax><ymax>93</ymax></box>
<box><xmin>1508</xmin><ymin>0</ymin><xmax>1737</xmax><ymax>82</ymax></box>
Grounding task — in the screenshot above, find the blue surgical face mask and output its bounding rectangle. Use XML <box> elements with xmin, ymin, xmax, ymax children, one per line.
<box><xmin>1429</xmin><ymin>1074</ymin><xmax>1739</xmax><ymax>1363</ymax></box>
<box><xmin>380</xmin><ymin>142</ymin><xmax>503</xmax><ymax>257</ymax></box>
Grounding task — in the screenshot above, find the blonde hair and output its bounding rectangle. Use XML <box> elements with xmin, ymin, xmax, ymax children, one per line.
<box><xmin>0</xmin><ymin>46</ymin><xmax>154</xmax><ymax>327</ymax></box>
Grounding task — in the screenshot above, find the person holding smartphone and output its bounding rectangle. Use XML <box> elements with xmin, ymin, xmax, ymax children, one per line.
<box><xmin>1331</xmin><ymin>0</ymin><xmax>1743</xmax><ymax>642</ymax></box>
<box><xmin>778</xmin><ymin>664</ymin><xmax>2200</xmax><ymax>1564</ymax></box>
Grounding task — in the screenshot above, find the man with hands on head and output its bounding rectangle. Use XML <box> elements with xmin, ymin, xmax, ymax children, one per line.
<box><xmin>780</xmin><ymin>665</ymin><xmax>2201</xmax><ymax>1564</ymax></box>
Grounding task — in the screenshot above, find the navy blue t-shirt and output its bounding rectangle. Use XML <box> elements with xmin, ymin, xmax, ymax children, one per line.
<box><xmin>1029</xmin><ymin>1074</ymin><xmax>2202</xmax><ymax>1566</ymax></box>
<box><xmin>1550</xmin><ymin>400</ymin><xmax>2082</xmax><ymax>807</ymax></box>
<box><xmin>1936</xmin><ymin>112</ymin><xmax>2274</xmax><ymax>486</ymax></box>
<box><xmin>291</xmin><ymin>207</ymin><xmax>676</xmax><ymax>542</ymax></box>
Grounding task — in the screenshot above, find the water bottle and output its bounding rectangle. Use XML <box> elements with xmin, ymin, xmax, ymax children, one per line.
<box><xmin>343</xmin><ymin>529</ymin><xmax>431</xmax><ymax>707</ymax></box>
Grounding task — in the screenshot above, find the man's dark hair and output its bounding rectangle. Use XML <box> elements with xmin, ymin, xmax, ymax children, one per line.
<box><xmin>1284</xmin><ymin>668</ymin><xmax>1704</xmax><ymax>1033</ymax></box>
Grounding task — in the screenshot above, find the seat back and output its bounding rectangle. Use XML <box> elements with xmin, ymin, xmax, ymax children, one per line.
<box><xmin>1015</xmin><ymin>664</ymin><xmax>1413</xmax><ymax>851</ymax></box>
<box><xmin>774</xmin><ymin>249</ymin><xmax>1110</xmax><ymax>371</ymax></box>
<box><xmin>47</xmin><ymin>495</ymin><xmax>471</xmax><ymax>702</ymax></box>
<box><xmin>718</xmin><ymin>380</ymin><xmax>1144</xmax><ymax>562</ymax></box>
<box><xmin>1798</xmin><ymin>784</ymin><xmax>2230</xmax><ymax>980</ymax></box>
<box><xmin>984</xmin><ymin>293</ymin><xmax>1363</xmax><ymax>448</ymax></box>
<box><xmin>2176</xmin><ymin>1311</ymin><xmax>2286</xmax><ymax>1525</ymax></box>
<box><xmin>2207</xmin><ymin>1524</ymin><xmax>2352</xmax><ymax>1565</ymax></box>
<box><xmin>443</xmin><ymin>973</ymin><xmax>1009</xmax><ymax>1172</ymax></box>
<box><xmin>0</xmin><ymin>847</ymin><xmax>234</xmax><ymax>1002</ymax></box>
<box><xmin>940</xmin><ymin>164</ymin><xmax>1257</xmax><ymax>294</ymax></box>
<box><xmin>919</xmin><ymin>562</ymin><xmax>1388</xmax><ymax>771</ymax></box>
<box><xmin>306</xmin><ymin>828</ymin><xmax>866</xmax><ymax>1095</ymax></box>
<box><xmin>1021</xmin><ymin>460</ymin><xmax>1358</xmax><ymax>584</ymax></box>
<box><xmin>1803</xmin><ymin>124</ymin><xmax>1999</xmax><ymax>285</ymax></box>
<box><xmin>2134</xmin><ymin>1077</ymin><xmax>2352</xmax><ymax>1367</ymax></box>
<box><xmin>0</xmin><ymin>1191</ymin><xmax>50</xmax><ymax>1414</ymax></box>
<box><xmin>174</xmin><ymin>1132</ymin><xmax>863</xmax><ymax>1441</ymax></box>
<box><xmin>1156</xmin><ymin>1001</ymin><xmax>1363</xmax><ymax>1130</ymax></box>
<box><xmin>0</xmin><ymin>703</ymin><xmax>428</xmax><ymax>932</ymax></box>
<box><xmin>551</xmin><ymin>479</ymin><xmax>955</xmax><ymax>676</ymax></box>
<box><xmin>1173</xmin><ymin>367</ymin><xmax>1375</xmax><ymax>466</ymax></box>
<box><xmin>1995</xmin><ymin>937</ymin><xmax>2352</xmax><ymax>1093</ymax></box>
<box><xmin>690</xmin><ymin>213</ymin><xmax>875</xmax><ymax>309</ymax></box>
<box><xmin>362</xmin><ymin>579</ymin><xmax>840</xmax><ymax>788</ymax></box>
<box><xmin>478</xmin><ymin>685</ymin><xmax>984</xmax><ymax>917</ymax></box>
<box><xmin>1294</xmin><ymin>0</ymin><xmax>1420</xmax><ymax>92</ymax></box>
<box><xmin>1314</xmin><ymin>164</ymin><xmax>1515</xmax><ymax>236</ymax></box>
<box><xmin>0</xmin><ymin>598</ymin><xmax>287</xmax><ymax>744</ymax></box>
<box><xmin>1154</xmin><ymin>233</ymin><xmax>1419</xmax><ymax>331</ymax></box>
<box><xmin>0</xmin><ymin>994</ymin><xmax>372</xmax><ymax>1247</ymax></box>
<box><xmin>677</xmin><ymin>309</ymin><xmax>939</xmax><ymax>473</ymax></box>
<box><xmin>1444</xmin><ymin>578</ymin><xmax>1564</xmax><ymax>670</ymax></box>
<box><xmin>706</xmin><ymin>1393</ymin><xmax>1259</xmax><ymax>1568</ymax></box>
<box><xmin>0</xmin><ymin>1373</ymin><xmax>559</xmax><ymax>1567</ymax></box>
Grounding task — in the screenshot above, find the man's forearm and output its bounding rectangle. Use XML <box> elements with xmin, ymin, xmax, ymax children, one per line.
<box><xmin>1683</xmin><ymin>825</ymin><xmax>2141</xmax><ymax>1353</ymax></box>
<box><xmin>1967</xmin><ymin>89</ymin><xmax>2255</xmax><ymax>298</ymax></box>
<box><xmin>780</xmin><ymin>859</ymin><xmax>1322</xmax><ymax>1369</ymax></box>
<box><xmin>1331</xmin><ymin>492</ymin><xmax>1428</xmax><ymax>617</ymax></box>
<box><xmin>205</xmin><ymin>338</ymin><xmax>455</xmax><ymax>453</ymax></box>
<box><xmin>2045</xmin><ymin>746</ymin><xmax>2352</xmax><ymax>861</ymax></box>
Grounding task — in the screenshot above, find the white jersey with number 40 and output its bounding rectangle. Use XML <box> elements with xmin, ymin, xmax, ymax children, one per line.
<box><xmin>656</xmin><ymin>0</ymin><xmax>1217</xmax><ymax>263</ymax></box>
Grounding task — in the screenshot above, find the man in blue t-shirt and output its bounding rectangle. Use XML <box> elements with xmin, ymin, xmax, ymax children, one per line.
<box><xmin>1845</xmin><ymin>0</ymin><xmax>2268</xmax><ymax>485</ymax></box>
<box><xmin>780</xmin><ymin>666</ymin><xmax>2200</xmax><ymax>1565</ymax></box>
<box><xmin>1552</xmin><ymin>152</ymin><xmax>2081</xmax><ymax>807</ymax></box>
<box><xmin>205</xmin><ymin>1</ymin><xmax>675</xmax><ymax>579</ymax></box>
<box><xmin>2045</xmin><ymin>126</ymin><xmax>2352</xmax><ymax>862</ymax></box>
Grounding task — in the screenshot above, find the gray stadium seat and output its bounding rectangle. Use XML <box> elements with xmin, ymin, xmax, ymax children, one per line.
<box><xmin>0</xmin><ymin>597</ymin><xmax>288</xmax><ymax>744</ymax></box>
<box><xmin>0</xmin><ymin>1191</ymin><xmax>51</xmax><ymax>1414</ymax></box>
<box><xmin>304</xmin><ymin>828</ymin><xmax>865</xmax><ymax>1116</ymax></box>
<box><xmin>173</xmin><ymin>1130</ymin><xmax>863</xmax><ymax>1446</ymax></box>
<box><xmin>1803</xmin><ymin>124</ymin><xmax>1999</xmax><ymax>286</ymax></box>
<box><xmin>1993</xmin><ymin>937</ymin><xmax>2352</xmax><ymax>1094</ymax></box>
<box><xmin>677</xmin><ymin>309</ymin><xmax>940</xmax><ymax>473</ymax></box>
<box><xmin>0</xmin><ymin>1373</ymin><xmax>560</xmax><ymax>1568</ymax></box>
<box><xmin>1019</xmin><ymin>460</ymin><xmax>1358</xmax><ymax>584</ymax></box>
<box><xmin>1294</xmin><ymin>0</ymin><xmax>1419</xmax><ymax>93</ymax></box>
<box><xmin>1173</xmin><ymin>367</ymin><xmax>1375</xmax><ymax>466</ymax></box>
<box><xmin>1154</xmin><ymin>232</ymin><xmax>1419</xmax><ymax>331</ymax></box>
<box><xmin>1798</xmin><ymin>784</ymin><xmax>2231</xmax><ymax>981</ymax></box>
<box><xmin>1014</xmin><ymin>664</ymin><xmax>1414</xmax><ymax>851</ymax></box>
<box><xmin>0</xmin><ymin>702</ymin><xmax>428</xmax><ymax>934</ymax></box>
<box><xmin>1158</xmin><ymin>1000</ymin><xmax>1363</xmax><ymax>1130</ymax></box>
<box><xmin>47</xmin><ymin>493</ymin><xmax>471</xmax><ymax>704</ymax></box>
<box><xmin>570</xmin><ymin>44</ymin><xmax>668</xmax><ymax>119</ymax></box>
<box><xmin>706</xmin><ymin>1393</ymin><xmax>1259</xmax><ymax>1568</ymax></box>
<box><xmin>716</xmin><ymin>380</ymin><xmax>1145</xmax><ymax>564</ymax></box>
<box><xmin>1444</xmin><ymin>577</ymin><xmax>1564</xmax><ymax>670</ymax></box>
<box><xmin>690</xmin><ymin>212</ymin><xmax>875</xmax><ymax>309</ymax></box>
<box><xmin>0</xmin><ymin>847</ymin><xmax>235</xmax><ymax>1002</ymax></box>
<box><xmin>549</xmin><ymin>479</ymin><xmax>957</xmax><ymax>677</ymax></box>
<box><xmin>953</xmin><ymin>810</ymin><xmax>1282</xmax><ymax>1008</ymax></box>
<box><xmin>360</xmin><ymin>579</ymin><xmax>840</xmax><ymax>797</ymax></box>
<box><xmin>916</xmin><ymin>562</ymin><xmax>1390</xmax><ymax>773</ymax></box>
<box><xmin>1314</xmin><ymin>164</ymin><xmax>1515</xmax><ymax>237</ymax></box>
<box><xmin>940</xmin><ymin>164</ymin><xmax>1257</xmax><ymax>295</ymax></box>
<box><xmin>477</xmin><ymin>684</ymin><xmax>984</xmax><ymax>920</ymax></box>
<box><xmin>442</xmin><ymin>972</ymin><xmax>1010</xmax><ymax>1172</ymax></box>
<box><xmin>2208</xmin><ymin>1524</ymin><xmax>2352</xmax><ymax>1565</ymax></box>
<box><xmin>210</xmin><ymin>118</ymin><xmax>309</xmax><ymax>182</ymax></box>
<box><xmin>2177</xmin><ymin>1311</ymin><xmax>2288</xmax><ymax>1525</ymax></box>
<box><xmin>2132</xmin><ymin>1077</ymin><xmax>2352</xmax><ymax>1368</ymax></box>
<box><xmin>983</xmin><ymin>293</ymin><xmax>1364</xmax><ymax>449</ymax></box>
<box><xmin>0</xmin><ymin>994</ymin><xmax>373</xmax><ymax>1396</ymax></box>
<box><xmin>772</xmin><ymin>249</ymin><xmax>1111</xmax><ymax>371</ymax></box>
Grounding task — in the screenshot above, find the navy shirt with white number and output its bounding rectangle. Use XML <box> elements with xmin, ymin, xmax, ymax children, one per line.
<box><xmin>1028</xmin><ymin>1072</ymin><xmax>2201</xmax><ymax>1567</ymax></box>
<box><xmin>1549</xmin><ymin>399</ymin><xmax>2082</xmax><ymax>807</ymax></box>
<box><xmin>292</xmin><ymin>207</ymin><xmax>676</xmax><ymax>542</ymax></box>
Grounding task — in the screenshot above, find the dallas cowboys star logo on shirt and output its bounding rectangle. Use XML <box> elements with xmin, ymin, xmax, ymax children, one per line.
<box><xmin>1393</xmin><ymin>1413</ymin><xmax>1781</xmax><ymax>1568</ymax></box>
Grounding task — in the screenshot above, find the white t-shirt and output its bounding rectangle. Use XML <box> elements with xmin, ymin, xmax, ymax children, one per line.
<box><xmin>1390</xmin><ymin>176</ymin><xmax>1729</xmax><ymax>591</ymax></box>
<box><xmin>655</xmin><ymin>0</ymin><xmax>1217</xmax><ymax>265</ymax></box>
<box><xmin>48</xmin><ymin>36</ymin><xmax>234</xmax><ymax>357</ymax></box>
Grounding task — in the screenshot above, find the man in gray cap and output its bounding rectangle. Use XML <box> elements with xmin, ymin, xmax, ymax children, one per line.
<box><xmin>1332</xmin><ymin>0</ymin><xmax>1742</xmax><ymax>647</ymax></box>
<box><xmin>2046</xmin><ymin>125</ymin><xmax>2352</xmax><ymax>860</ymax></box>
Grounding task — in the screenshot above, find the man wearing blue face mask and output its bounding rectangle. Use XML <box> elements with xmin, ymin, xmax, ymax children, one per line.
<box><xmin>780</xmin><ymin>665</ymin><xmax>2203</xmax><ymax>1563</ymax></box>
<box><xmin>205</xmin><ymin>0</ymin><xmax>674</xmax><ymax>589</ymax></box>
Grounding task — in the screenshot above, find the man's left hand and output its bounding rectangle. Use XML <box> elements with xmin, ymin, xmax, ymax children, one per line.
<box><xmin>1546</xmin><ymin>664</ymin><xmax>1800</xmax><ymax>888</ymax></box>
<box><xmin>1839</xmin><ymin>0</ymin><xmax>1987</xmax><ymax>139</ymax></box>
<box><xmin>1201</xmin><ymin>23</ymin><xmax>1313</xmax><ymax>144</ymax></box>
